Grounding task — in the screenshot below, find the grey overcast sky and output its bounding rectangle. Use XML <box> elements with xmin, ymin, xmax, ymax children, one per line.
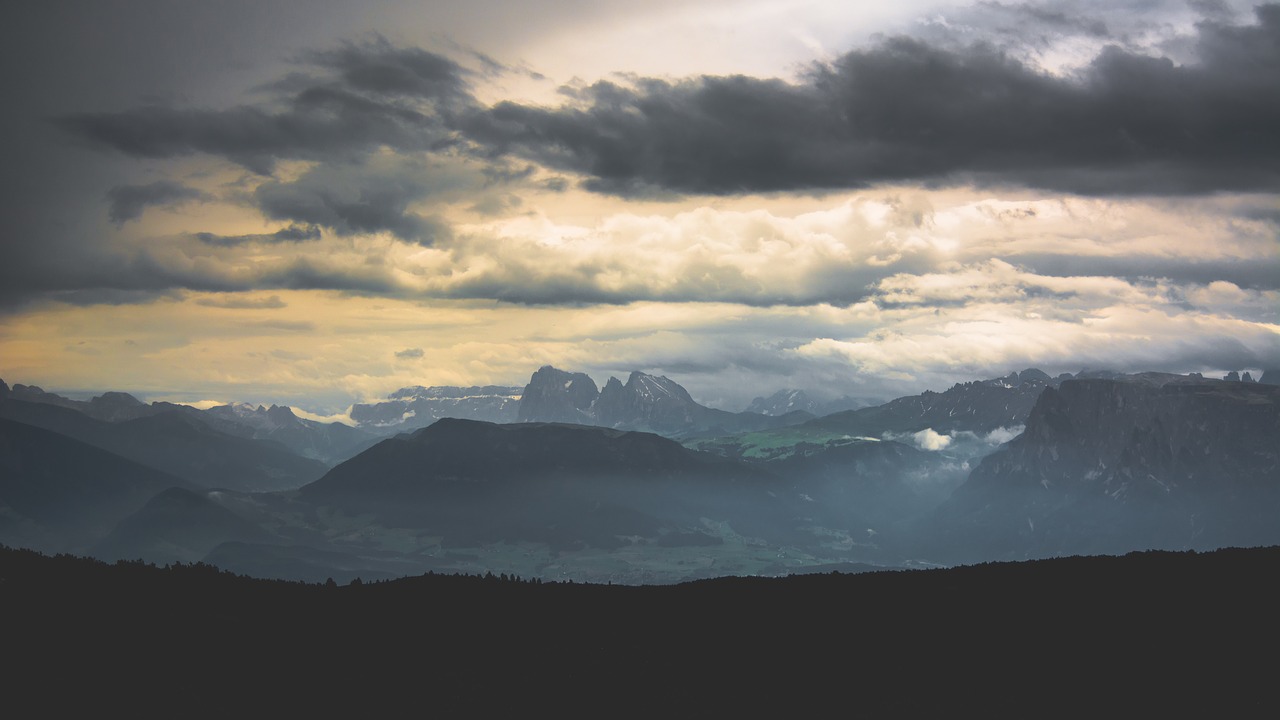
<box><xmin>1</xmin><ymin>0</ymin><xmax>1277</xmax><ymax>417</ymax></box>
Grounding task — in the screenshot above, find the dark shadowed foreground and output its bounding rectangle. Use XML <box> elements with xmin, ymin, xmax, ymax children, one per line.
<box><xmin>4</xmin><ymin>545</ymin><xmax>1277</xmax><ymax>716</ymax></box>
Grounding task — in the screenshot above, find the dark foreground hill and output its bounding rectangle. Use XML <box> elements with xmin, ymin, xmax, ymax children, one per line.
<box><xmin>4</xmin><ymin>544</ymin><xmax>1277</xmax><ymax>716</ymax></box>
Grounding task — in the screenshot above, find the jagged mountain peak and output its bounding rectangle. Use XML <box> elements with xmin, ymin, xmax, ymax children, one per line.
<box><xmin>266</xmin><ymin>404</ymin><xmax>297</xmax><ymax>420</ymax></box>
<box><xmin>625</xmin><ymin>371</ymin><xmax>695</xmax><ymax>403</ymax></box>
<box><xmin>517</xmin><ymin>366</ymin><xmax>599</xmax><ymax>424</ymax></box>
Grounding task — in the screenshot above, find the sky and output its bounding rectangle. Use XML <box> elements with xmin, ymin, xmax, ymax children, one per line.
<box><xmin>1</xmin><ymin>0</ymin><xmax>1278</xmax><ymax>417</ymax></box>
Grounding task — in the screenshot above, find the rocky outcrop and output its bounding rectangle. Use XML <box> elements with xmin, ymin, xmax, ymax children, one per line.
<box><xmin>516</xmin><ymin>367</ymin><xmax>599</xmax><ymax>424</ymax></box>
<box><xmin>928</xmin><ymin>374</ymin><xmax>1280</xmax><ymax>562</ymax></box>
<box><xmin>595</xmin><ymin>371</ymin><xmax>702</xmax><ymax>433</ymax></box>
<box><xmin>518</xmin><ymin>367</ymin><xmax>810</xmax><ymax>437</ymax></box>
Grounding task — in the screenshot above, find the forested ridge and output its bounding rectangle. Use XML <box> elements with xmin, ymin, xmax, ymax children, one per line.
<box><xmin>4</xmin><ymin>544</ymin><xmax>1278</xmax><ymax>716</ymax></box>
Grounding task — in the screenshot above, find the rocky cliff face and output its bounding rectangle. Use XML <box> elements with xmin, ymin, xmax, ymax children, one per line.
<box><xmin>516</xmin><ymin>366</ymin><xmax>599</xmax><ymax>424</ymax></box>
<box><xmin>595</xmin><ymin>371</ymin><xmax>702</xmax><ymax>433</ymax></box>
<box><xmin>928</xmin><ymin>374</ymin><xmax>1280</xmax><ymax>562</ymax></box>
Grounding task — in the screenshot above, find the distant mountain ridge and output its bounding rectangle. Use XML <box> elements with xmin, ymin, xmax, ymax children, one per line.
<box><xmin>0</xmin><ymin>399</ymin><xmax>328</xmax><ymax>492</ymax></box>
<box><xmin>807</xmin><ymin>368</ymin><xmax>1064</xmax><ymax>437</ymax></box>
<box><xmin>0</xmin><ymin>380</ymin><xmax>375</xmax><ymax>465</ymax></box>
<box><xmin>744</xmin><ymin>389</ymin><xmax>871</xmax><ymax>417</ymax></box>
<box><xmin>351</xmin><ymin>385</ymin><xmax>522</xmax><ymax>430</ymax></box>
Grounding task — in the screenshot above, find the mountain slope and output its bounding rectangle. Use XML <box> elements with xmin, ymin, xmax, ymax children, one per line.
<box><xmin>299</xmin><ymin>418</ymin><xmax>778</xmax><ymax>550</ymax></box>
<box><xmin>0</xmin><ymin>418</ymin><xmax>188</xmax><ymax>553</ymax></box>
<box><xmin>745</xmin><ymin>389</ymin><xmax>869</xmax><ymax>417</ymax></box>
<box><xmin>927</xmin><ymin>374</ymin><xmax>1280</xmax><ymax>562</ymax></box>
<box><xmin>0</xmin><ymin>399</ymin><xmax>328</xmax><ymax>492</ymax></box>
<box><xmin>91</xmin><ymin>486</ymin><xmax>275</xmax><ymax>564</ymax></box>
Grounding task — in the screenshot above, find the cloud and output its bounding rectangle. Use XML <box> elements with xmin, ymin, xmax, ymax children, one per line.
<box><xmin>252</xmin><ymin>155</ymin><xmax>458</xmax><ymax>243</ymax></box>
<box><xmin>63</xmin><ymin>9</ymin><xmax>1280</xmax><ymax>198</ymax></box>
<box><xmin>11</xmin><ymin>188</ymin><xmax>1274</xmax><ymax>316</ymax></box>
<box><xmin>395</xmin><ymin>347</ymin><xmax>424</xmax><ymax>359</ymax></box>
<box><xmin>459</xmin><ymin>5</ymin><xmax>1280</xmax><ymax>197</ymax></box>
<box><xmin>983</xmin><ymin>425</ymin><xmax>1025</xmax><ymax>445</ymax></box>
<box><xmin>106</xmin><ymin>180</ymin><xmax>209</xmax><ymax>223</ymax></box>
<box><xmin>793</xmin><ymin>303</ymin><xmax>1280</xmax><ymax>382</ymax></box>
<box><xmin>306</xmin><ymin>36</ymin><xmax>475</xmax><ymax>103</ymax></box>
<box><xmin>59</xmin><ymin>36</ymin><xmax>473</xmax><ymax>174</ymax></box>
<box><xmin>245</xmin><ymin>319</ymin><xmax>315</xmax><ymax>332</ymax></box>
<box><xmin>913</xmin><ymin>428</ymin><xmax>953</xmax><ymax>451</ymax></box>
<box><xmin>194</xmin><ymin>225</ymin><xmax>322</xmax><ymax>246</ymax></box>
<box><xmin>193</xmin><ymin>294</ymin><xmax>287</xmax><ymax>309</ymax></box>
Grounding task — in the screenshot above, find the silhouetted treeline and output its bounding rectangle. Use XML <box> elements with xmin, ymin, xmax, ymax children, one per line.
<box><xmin>4</xmin><ymin>544</ymin><xmax>1279</xmax><ymax>716</ymax></box>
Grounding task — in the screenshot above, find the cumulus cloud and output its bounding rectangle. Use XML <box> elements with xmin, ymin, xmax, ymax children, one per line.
<box><xmin>395</xmin><ymin>347</ymin><xmax>424</xmax><ymax>359</ymax></box>
<box><xmin>106</xmin><ymin>180</ymin><xmax>209</xmax><ymax>223</ymax></box>
<box><xmin>983</xmin><ymin>425</ymin><xmax>1025</xmax><ymax>445</ymax></box>
<box><xmin>793</xmin><ymin>303</ymin><xmax>1280</xmax><ymax>382</ymax></box>
<box><xmin>913</xmin><ymin>428</ymin><xmax>953</xmax><ymax>451</ymax></box>
<box><xmin>20</xmin><ymin>188</ymin><xmax>1278</xmax><ymax>320</ymax></box>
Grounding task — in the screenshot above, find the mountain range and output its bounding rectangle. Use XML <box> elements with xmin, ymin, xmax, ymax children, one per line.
<box><xmin>1</xmin><ymin>367</ymin><xmax>1277</xmax><ymax>583</ymax></box>
<box><xmin>349</xmin><ymin>384</ymin><xmax>522</xmax><ymax>429</ymax></box>
<box><xmin>744</xmin><ymin>388</ymin><xmax>873</xmax><ymax>417</ymax></box>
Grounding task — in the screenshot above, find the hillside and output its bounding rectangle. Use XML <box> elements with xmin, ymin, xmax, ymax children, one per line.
<box><xmin>3</xmin><ymin>544</ymin><xmax>1277</xmax><ymax>716</ymax></box>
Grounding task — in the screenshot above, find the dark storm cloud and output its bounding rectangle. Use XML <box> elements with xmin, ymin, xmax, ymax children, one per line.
<box><xmin>0</xmin><ymin>247</ymin><xmax>406</xmax><ymax>310</ymax></box>
<box><xmin>59</xmin><ymin>38</ymin><xmax>473</xmax><ymax>175</ymax></box>
<box><xmin>253</xmin><ymin>166</ymin><xmax>452</xmax><ymax>244</ymax></box>
<box><xmin>193</xmin><ymin>224</ymin><xmax>322</xmax><ymax>246</ymax></box>
<box><xmin>62</xmin><ymin>9</ymin><xmax>1280</xmax><ymax>199</ymax></box>
<box><xmin>307</xmin><ymin>38</ymin><xmax>475</xmax><ymax>102</ymax></box>
<box><xmin>106</xmin><ymin>180</ymin><xmax>209</xmax><ymax>223</ymax></box>
<box><xmin>460</xmin><ymin>5</ymin><xmax>1280</xmax><ymax>197</ymax></box>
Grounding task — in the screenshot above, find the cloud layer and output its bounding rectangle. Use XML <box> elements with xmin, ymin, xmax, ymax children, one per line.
<box><xmin>3</xmin><ymin>1</ymin><xmax>1278</xmax><ymax>411</ymax></box>
<box><xmin>61</xmin><ymin>6</ymin><xmax>1280</xmax><ymax>200</ymax></box>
